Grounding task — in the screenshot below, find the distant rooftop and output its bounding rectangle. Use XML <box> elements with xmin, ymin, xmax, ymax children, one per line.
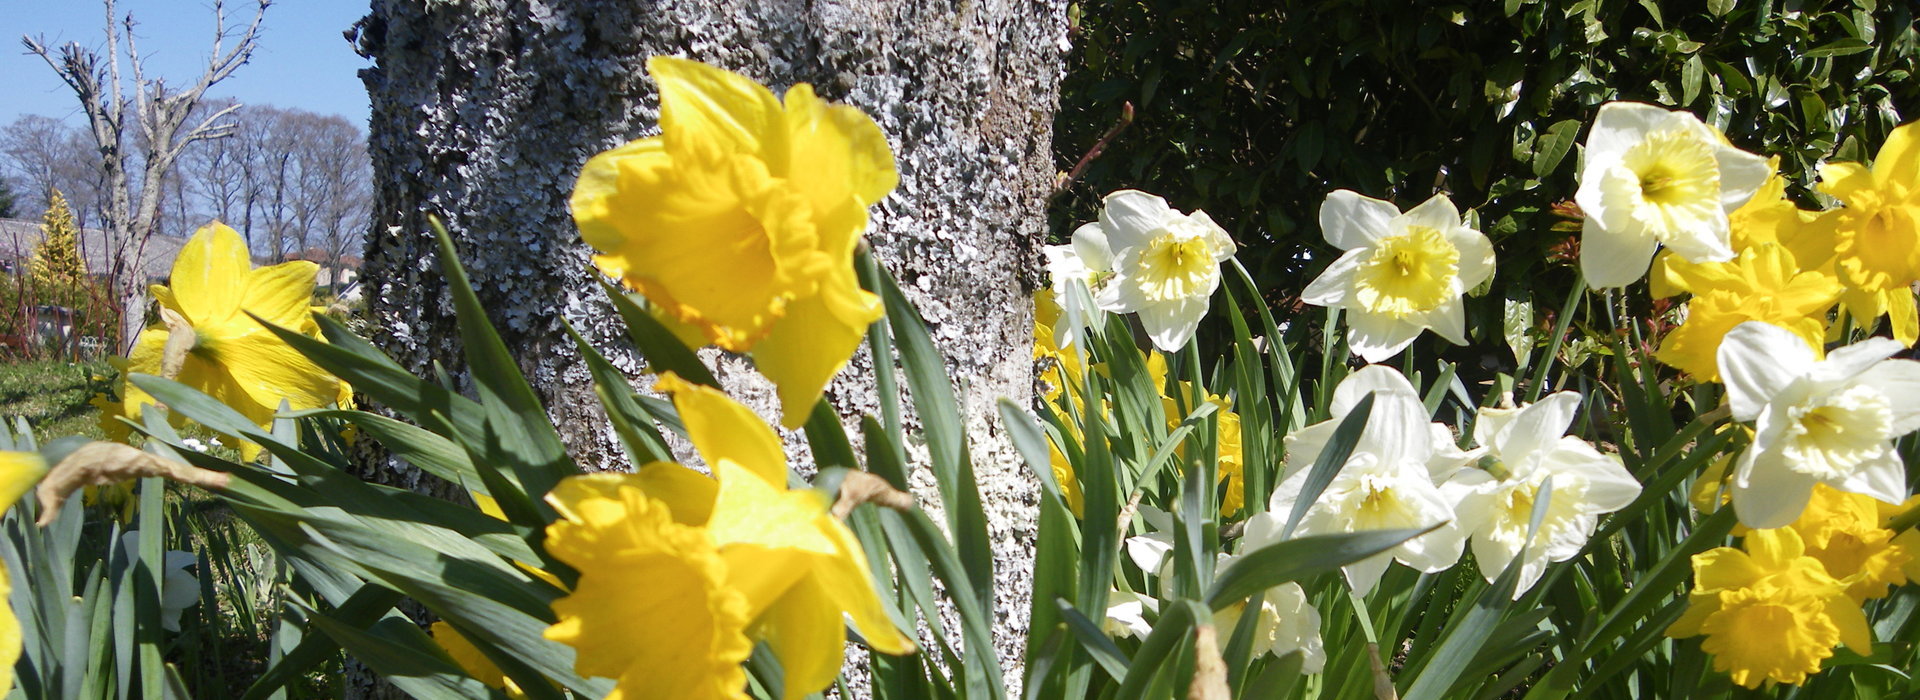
<box><xmin>0</xmin><ymin>218</ymin><xmax>186</xmax><ymax>282</ymax></box>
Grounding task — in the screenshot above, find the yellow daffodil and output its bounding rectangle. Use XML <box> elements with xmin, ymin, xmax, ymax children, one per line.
<box><xmin>1668</xmin><ymin>528</ymin><xmax>1871</xmax><ymax>688</ymax></box>
<box><xmin>431</xmin><ymin>621</ymin><xmax>528</xmax><ymax>699</ymax></box>
<box><xmin>1576</xmin><ymin>102</ymin><xmax>1770</xmax><ymax>288</ymax></box>
<box><xmin>1146</xmin><ymin>354</ymin><xmax>1246</xmax><ymax>516</ymax></box>
<box><xmin>542</xmin><ymin>373</ymin><xmax>912</xmax><ymax>700</ymax></box>
<box><xmin>0</xmin><ymin>451</ymin><xmax>49</xmax><ymax>694</ymax></box>
<box><xmin>572</xmin><ymin>57</ymin><xmax>894</xmax><ymax>428</ymax></box>
<box><xmin>97</xmin><ymin>222</ymin><xmax>348</xmax><ymax>460</ymax></box>
<box><xmin>1819</xmin><ymin>121</ymin><xmax>1920</xmax><ymax>344</ymax></box>
<box><xmin>1303</xmin><ymin>191</ymin><xmax>1494</xmax><ymax>363</ymax></box>
<box><xmin>1654</xmin><ymin>243</ymin><xmax>1842</xmax><ymax>382</ymax></box>
<box><xmin>1761</xmin><ymin>485</ymin><xmax>1920</xmax><ymax>602</ymax></box>
<box><xmin>1035</xmin><ymin>291</ymin><xmax>1088</xmax><ymax>517</ymax></box>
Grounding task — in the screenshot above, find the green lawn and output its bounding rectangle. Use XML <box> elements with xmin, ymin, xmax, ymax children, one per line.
<box><xmin>0</xmin><ymin>357</ymin><xmax>111</xmax><ymax>442</ymax></box>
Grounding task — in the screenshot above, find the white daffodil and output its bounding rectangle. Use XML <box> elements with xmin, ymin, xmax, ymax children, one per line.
<box><xmin>119</xmin><ymin>531</ymin><xmax>202</xmax><ymax>632</ymax></box>
<box><xmin>1445</xmin><ymin>392</ymin><xmax>1642</xmax><ymax>596</ymax></box>
<box><xmin>1242</xmin><ymin>365</ymin><xmax>1470</xmax><ymax>596</ymax></box>
<box><xmin>1302</xmin><ymin>191</ymin><xmax>1495</xmax><ymax>363</ymax></box>
<box><xmin>1717</xmin><ymin>321</ymin><xmax>1920</xmax><ymax>528</ymax></box>
<box><xmin>1283</xmin><ymin>364</ymin><xmax>1482</xmax><ymax>484</ymax></box>
<box><xmin>1208</xmin><ymin>575</ymin><xmax>1326</xmax><ymax>673</ymax></box>
<box><xmin>1043</xmin><ymin>223</ymin><xmax>1114</xmax><ymax>348</ymax></box>
<box><xmin>1103</xmin><ymin>589</ymin><xmax>1159</xmax><ymax>639</ymax></box>
<box><xmin>1575</xmin><ymin>101</ymin><xmax>1770</xmax><ymax>288</ymax></box>
<box><xmin>1090</xmin><ymin>190</ymin><xmax>1237</xmax><ymax>352</ymax></box>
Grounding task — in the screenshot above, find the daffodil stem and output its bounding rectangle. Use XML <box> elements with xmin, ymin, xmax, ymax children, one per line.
<box><xmin>1525</xmin><ymin>272</ymin><xmax>1587</xmax><ymax>403</ymax></box>
<box><xmin>1347</xmin><ymin>590</ymin><xmax>1398</xmax><ymax>700</ymax></box>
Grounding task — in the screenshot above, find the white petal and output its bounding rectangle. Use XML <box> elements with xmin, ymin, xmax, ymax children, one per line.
<box><xmin>1813</xmin><ymin>337</ymin><xmax>1905</xmax><ymax>388</ymax></box>
<box><xmin>1138</xmin><ymin>296</ymin><xmax>1209</xmax><ymax>352</ymax></box>
<box><xmin>1493</xmin><ymin>392</ymin><xmax>1582</xmax><ymax>462</ymax></box>
<box><xmin>1658</xmin><ymin>211</ymin><xmax>1735</xmax><ymax>264</ymax></box>
<box><xmin>1341</xmin><ymin>553</ymin><xmax>1395</xmax><ymax>597</ymax></box>
<box><xmin>1347</xmin><ymin>310</ymin><xmax>1422</xmax><ymax>364</ymax></box>
<box><xmin>1730</xmin><ymin>422</ymin><xmax>1819</xmax><ymax>528</ymax></box>
<box><xmin>1713</xmin><ymin>142</ymin><xmax>1772</xmax><ymax>213</ymax></box>
<box><xmin>1187</xmin><ymin>210</ymin><xmax>1238</xmax><ymax>261</ymax></box>
<box><xmin>1447</xmin><ymin>225</ymin><xmax>1497</xmax><ymax>291</ymax></box>
<box><xmin>1718</xmin><ymin>322</ymin><xmax>1815</xmax><ymax>421</ymax></box>
<box><xmin>1543</xmin><ymin>440</ymin><xmax>1641</xmax><ymax>511</ymax></box>
<box><xmin>1583</xmin><ymin>102</ymin><xmax>1686</xmax><ymax>164</ymax></box>
<box><xmin>1396</xmin><ymin>193</ymin><xmax>1462</xmax><ymax>233</ymax></box>
<box><xmin>1073</xmin><ymin>223</ymin><xmax>1115</xmax><ymax>272</ymax></box>
<box><xmin>1126</xmin><ymin>533</ymin><xmax>1176</xmax><ymax>577</ymax></box>
<box><xmin>1578</xmin><ymin>214</ymin><xmax>1661</xmax><ymax>289</ymax></box>
<box><xmin>1319</xmin><ymin>190</ymin><xmax>1401</xmax><ymax>250</ymax></box>
<box><xmin>1426</xmin><ymin>424</ymin><xmax>1480</xmax><ymax>482</ymax></box>
<box><xmin>1833</xmin><ymin>450</ymin><xmax>1908</xmax><ymax>506</ymax></box>
<box><xmin>1301</xmin><ymin>250</ymin><xmax>1367</xmax><ymax>307</ymax></box>
<box><xmin>1854</xmin><ymin>360</ymin><xmax>1920</xmax><ymax>435</ymax></box>
<box><xmin>1420</xmin><ymin>298</ymin><xmax>1469</xmax><ymax>345</ymax></box>
<box><xmin>1330</xmin><ymin>364</ymin><xmax>1423</xmax><ymax>416</ymax></box>
<box><xmin>1101</xmin><ymin>190</ymin><xmax>1175</xmax><ymax>252</ymax></box>
<box><xmin>1240</xmin><ymin>511</ymin><xmax>1285</xmax><ymax>551</ymax></box>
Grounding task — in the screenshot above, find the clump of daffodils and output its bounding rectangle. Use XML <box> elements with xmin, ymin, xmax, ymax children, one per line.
<box><xmin>1242</xmin><ymin>365</ymin><xmax>1477</xmax><ymax>595</ymax></box>
<box><xmin>1302</xmin><ymin>191</ymin><xmax>1494</xmax><ymax>363</ymax></box>
<box><xmin>1668</xmin><ymin>528</ymin><xmax>1872</xmax><ymax>688</ymax></box>
<box><xmin>571</xmin><ymin>57</ymin><xmax>895</xmax><ymax>427</ymax></box>
<box><xmin>1072</xmin><ymin>190</ymin><xmax>1237</xmax><ymax>352</ymax></box>
<box><xmin>1576</xmin><ymin>101</ymin><xmax>1770</xmax><ymax>288</ymax></box>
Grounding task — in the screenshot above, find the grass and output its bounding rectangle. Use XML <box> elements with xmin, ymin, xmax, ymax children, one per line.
<box><xmin>0</xmin><ymin>357</ymin><xmax>111</xmax><ymax>440</ymax></box>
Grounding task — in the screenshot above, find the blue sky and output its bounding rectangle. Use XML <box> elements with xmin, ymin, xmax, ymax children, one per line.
<box><xmin>4</xmin><ymin>1</ymin><xmax>372</xmax><ymax>127</ymax></box>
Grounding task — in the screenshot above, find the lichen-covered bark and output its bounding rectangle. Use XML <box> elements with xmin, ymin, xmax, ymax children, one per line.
<box><xmin>353</xmin><ymin>0</ymin><xmax>1066</xmax><ymax>689</ymax></box>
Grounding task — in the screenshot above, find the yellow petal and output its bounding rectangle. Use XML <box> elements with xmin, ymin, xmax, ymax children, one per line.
<box><xmin>0</xmin><ymin>452</ymin><xmax>47</xmax><ymax>516</ymax></box>
<box><xmin>208</xmin><ymin>332</ymin><xmax>345</xmax><ymax>417</ymax></box>
<box><xmin>541</xmin><ymin>480</ymin><xmax>753</xmax><ymax>700</ymax></box>
<box><xmin>431</xmin><ymin>621</ymin><xmax>522</xmax><ymax>697</ymax></box>
<box><xmin>754</xmin><ymin>575</ymin><xmax>847</xmax><ymax>700</ymax></box>
<box><xmin>169</xmin><ymin>222</ymin><xmax>251</xmax><ymax>327</ymax></box>
<box><xmin>705</xmin><ymin>462</ymin><xmax>835</xmax><ymax>556</ymax></box>
<box><xmin>752</xmin><ymin>266</ymin><xmax>883</xmax><ymax>429</ymax></box>
<box><xmin>650</xmin><ymin>56</ymin><xmax>788</xmax><ymax>171</ymax></box>
<box><xmin>240</xmin><ymin>261</ymin><xmax>322</xmax><ymax>331</ymax></box>
<box><xmin>574</xmin><ymin>139</ymin><xmax>671</xmax><ymax>258</ymax></box>
<box><xmin>1818</xmin><ymin>162</ymin><xmax>1875</xmax><ymax>202</ymax></box>
<box><xmin>1872</xmin><ymin>121</ymin><xmax>1920</xmax><ymax>187</ymax></box>
<box><xmin>0</xmin><ymin>565</ymin><xmax>16</xmax><ymax>694</ymax></box>
<box><xmin>657</xmin><ymin>374</ymin><xmax>790</xmax><ymax>487</ymax></box>
<box><xmin>809</xmin><ymin>515</ymin><xmax>915</xmax><ymax>655</ymax></box>
<box><xmin>1692</xmin><ymin>547</ymin><xmax>1765</xmax><ymax>592</ymax></box>
<box><xmin>635</xmin><ymin>461</ymin><xmax>720</xmax><ymax>527</ymax></box>
<box><xmin>1888</xmin><ymin>288</ymin><xmax>1919</xmax><ymax>347</ymax></box>
<box><xmin>782</xmin><ymin>84</ymin><xmax>898</xmax><ymax>256</ymax></box>
<box><xmin>1745</xmin><ymin>528</ymin><xmax>1808</xmax><ymax>570</ymax></box>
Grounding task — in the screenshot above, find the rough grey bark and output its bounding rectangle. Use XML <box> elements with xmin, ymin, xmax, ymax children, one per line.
<box><xmin>351</xmin><ymin>0</ymin><xmax>1067</xmax><ymax>691</ymax></box>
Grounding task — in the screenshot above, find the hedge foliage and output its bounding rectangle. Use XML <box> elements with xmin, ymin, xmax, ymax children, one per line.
<box><xmin>1055</xmin><ymin>0</ymin><xmax>1920</xmax><ymax>358</ymax></box>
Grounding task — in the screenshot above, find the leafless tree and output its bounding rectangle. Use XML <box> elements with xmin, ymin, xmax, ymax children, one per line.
<box><xmin>23</xmin><ymin>0</ymin><xmax>271</xmax><ymax>349</ymax></box>
<box><xmin>0</xmin><ymin>116</ymin><xmax>107</xmax><ymax>227</ymax></box>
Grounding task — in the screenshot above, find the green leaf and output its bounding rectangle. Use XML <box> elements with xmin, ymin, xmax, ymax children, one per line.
<box><xmin>1707</xmin><ymin>0</ymin><xmax>1735</xmax><ymax>16</ymax></box>
<box><xmin>594</xmin><ymin>275</ymin><xmax>721</xmax><ymax>388</ymax></box>
<box><xmin>561</xmin><ymin>319</ymin><xmax>675</xmax><ymax>466</ymax></box>
<box><xmin>1204</xmin><ymin>526</ymin><xmax>1435</xmax><ymax>609</ymax></box>
<box><xmin>1681</xmin><ymin>55</ymin><xmax>1704</xmax><ymax>106</ymax></box>
<box><xmin>1531</xmin><ymin>119</ymin><xmax>1581</xmax><ymax>178</ymax></box>
<box><xmin>1803</xmin><ymin>38</ymin><xmax>1873</xmax><ymax>58</ymax></box>
<box><xmin>1280</xmin><ymin>394</ymin><xmax>1374</xmax><ymax>540</ymax></box>
<box><xmin>1053</xmin><ymin>599</ymin><xmax>1129</xmax><ymax>683</ymax></box>
<box><xmin>873</xmin><ymin>263</ymin><xmax>996</xmax><ymax>613</ymax></box>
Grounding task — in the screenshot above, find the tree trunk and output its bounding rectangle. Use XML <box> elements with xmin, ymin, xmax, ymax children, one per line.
<box><xmin>353</xmin><ymin>0</ymin><xmax>1064</xmax><ymax>690</ymax></box>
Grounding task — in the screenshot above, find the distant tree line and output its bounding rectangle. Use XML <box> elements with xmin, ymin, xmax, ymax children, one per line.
<box><xmin>0</xmin><ymin>103</ymin><xmax>369</xmax><ymax>284</ymax></box>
